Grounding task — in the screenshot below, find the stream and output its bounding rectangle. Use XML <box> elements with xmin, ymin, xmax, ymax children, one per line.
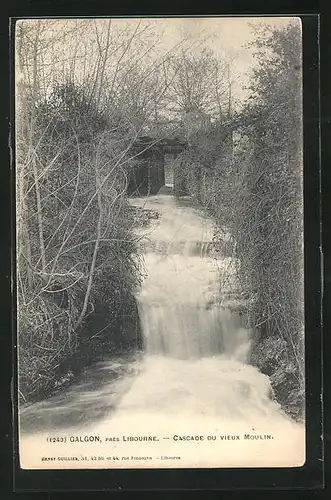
<box><xmin>19</xmin><ymin>194</ymin><xmax>305</xmax><ymax>469</ymax></box>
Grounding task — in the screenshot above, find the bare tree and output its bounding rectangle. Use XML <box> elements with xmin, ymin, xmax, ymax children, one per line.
<box><xmin>163</xmin><ymin>48</ymin><xmax>231</xmax><ymax>121</ymax></box>
<box><xmin>15</xmin><ymin>18</ymin><xmax>212</xmax><ymax>401</ymax></box>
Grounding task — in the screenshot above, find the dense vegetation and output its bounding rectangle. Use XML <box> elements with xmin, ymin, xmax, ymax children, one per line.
<box><xmin>16</xmin><ymin>20</ymin><xmax>227</xmax><ymax>403</ymax></box>
<box><xmin>174</xmin><ymin>22</ymin><xmax>304</xmax><ymax>420</ymax></box>
<box><xmin>15</xmin><ymin>21</ymin><xmax>153</xmax><ymax>402</ymax></box>
<box><xmin>16</xmin><ymin>19</ymin><xmax>304</xmax><ymax>419</ymax></box>
<box><xmin>17</xmin><ymin>81</ymin><xmax>147</xmax><ymax>402</ymax></box>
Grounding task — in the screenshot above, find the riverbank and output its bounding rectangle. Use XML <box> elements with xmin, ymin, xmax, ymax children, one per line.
<box><xmin>19</xmin><ymin>352</ymin><xmax>143</xmax><ymax>434</ymax></box>
<box><xmin>19</xmin><ymin>193</ymin><xmax>305</xmax><ymax>471</ymax></box>
<box><xmin>18</xmin><ymin>200</ymin><xmax>157</xmax><ymax>406</ymax></box>
<box><xmin>19</xmin><ymin>193</ymin><xmax>303</xmax><ymax>430</ymax></box>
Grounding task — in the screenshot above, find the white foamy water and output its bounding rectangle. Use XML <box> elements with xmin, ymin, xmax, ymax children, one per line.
<box><xmin>19</xmin><ymin>194</ymin><xmax>305</xmax><ymax>469</ymax></box>
<box><xmin>132</xmin><ymin>195</ymin><xmax>247</xmax><ymax>359</ymax></box>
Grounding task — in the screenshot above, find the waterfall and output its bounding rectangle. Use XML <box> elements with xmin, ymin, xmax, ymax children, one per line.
<box><xmin>18</xmin><ymin>193</ymin><xmax>305</xmax><ymax>471</ymax></box>
<box><xmin>132</xmin><ymin>194</ymin><xmax>250</xmax><ymax>361</ymax></box>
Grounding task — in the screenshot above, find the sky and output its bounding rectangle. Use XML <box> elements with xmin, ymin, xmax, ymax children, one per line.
<box><xmin>105</xmin><ymin>16</ymin><xmax>301</xmax><ymax>107</ymax></box>
<box><xmin>16</xmin><ymin>16</ymin><xmax>301</xmax><ymax>111</ymax></box>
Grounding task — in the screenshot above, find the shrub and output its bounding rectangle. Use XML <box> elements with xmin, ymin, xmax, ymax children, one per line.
<box><xmin>17</xmin><ymin>82</ymin><xmax>143</xmax><ymax>402</ymax></box>
<box><xmin>174</xmin><ymin>21</ymin><xmax>304</xmax><ymax>419</ymax></box>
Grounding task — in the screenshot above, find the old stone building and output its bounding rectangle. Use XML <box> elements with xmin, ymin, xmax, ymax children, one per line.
<box><xmin>126</xmin><ymin>136</ymin><xmax>186</xmax><ymax>196</ymax></box>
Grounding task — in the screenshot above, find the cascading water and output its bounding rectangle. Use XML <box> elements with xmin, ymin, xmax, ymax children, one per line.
<box><xmin>132</xmin><ymin>194</ymin><xmax>250</xmax><ymax>361</ymax></box>
<box><xmin>19</xmin><ymin>193</ymin><xmax>305</xmax><ymax>470</ymax></box>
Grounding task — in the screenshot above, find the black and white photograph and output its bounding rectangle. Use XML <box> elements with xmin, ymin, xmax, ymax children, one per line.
<box><xmin>15</xmin><ymin>16</ymin><xmax>305</xmax><ymax>469</ymax></box>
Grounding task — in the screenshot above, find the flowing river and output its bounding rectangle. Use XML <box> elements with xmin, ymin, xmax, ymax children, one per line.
<box><xmin>19</xmin><ymin>194</ymin><xmax>305</xmax><ymax>469</ymax></box>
